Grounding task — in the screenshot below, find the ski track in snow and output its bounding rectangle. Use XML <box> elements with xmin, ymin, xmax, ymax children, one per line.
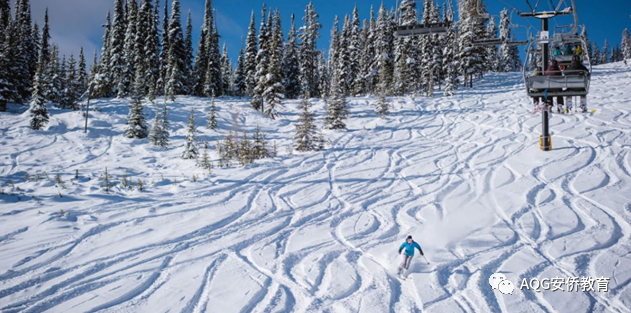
<box><xmin>1</xmin><ymin>64</ymin><xmax>631</xmax><ymax>312</ymax></box>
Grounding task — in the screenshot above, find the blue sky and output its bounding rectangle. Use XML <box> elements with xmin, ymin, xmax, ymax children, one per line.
<box><xmin>25</xmin><ymin>0</ymin><xmax>631</xmax><ymax>64</ymax></box>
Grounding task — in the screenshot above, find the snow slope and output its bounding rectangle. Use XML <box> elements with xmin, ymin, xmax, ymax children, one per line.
<box><xmin>1</xmin><ymin>63</ymin><xmax>631</xmax><ymax>313</ymax></box>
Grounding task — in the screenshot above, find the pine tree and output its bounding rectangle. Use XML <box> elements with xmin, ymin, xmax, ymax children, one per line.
<box><xmin>120</xmin><ymin>0</ymin><xmax>138</xmax><ymax>98</ymax></box>
<box><xmin>328</xmin><ymin>16</ymin><xmax>340</xmax><ymax>84</ymax></box>
<box><xmin>262</xmin><ymin>9</ymin><xmax>284</xmax><ymax>119</ymax></box>
<box><xmin>148</xmin><ymin>104</ymin><xmax>163</xmax><ymax>145</ymax></box>
<box><xmin>220</xmin><ymin>44</ymin><xmax>232</xmax><ymax>95</ymax></box>
<box><xmin>622</xmin><ymin>29</ymin><xmax>631</xmax><ymax>61</ymax></box>
<box><xmin>252</xmin><ymin>125</ymin><xmax>268</xmax><ymax>159</ymax></box>
<box><xmin>159</xmin><ymin>0</ymin><xmax>169</xmax><ymax>94</ymax></box>
<box><xmin>165</xmin><ymin>0</ymin><xmax>186</xmax><ymax>100</ymax></box>
<box><xmin>349</xmin><ymin>5</ymin><xmax>361</xmax><ymax>96</ymax></box>
<box><xmin>484</xmin><ymin>16</ymin><xmax>498</xmax><ymax>72</ymax></box>
<box><xmin>358</xmin><ymin>7</ymin><xmax>377</xmax><ymax>94</ymax></box>
<box><xmin>207</xmin><ymin>96</ymin><xmax>218</xmax><ymax>130</ymax></box>
<box><xmin>338</xmin><ymin>15</ymin><xmax>353</xmax><ymax>96</ymax></box>
<box><xmin>244</xmin><ymin>11</ymin><xmax>258</xmax><ymax>96</ymax></box>
<box><xmin>93</xmin><ymin>11</ymin><xmax>113</xmax><ymax>98</ymax></box>
<box><xmin>138</xmin><ymin>0</ymin><xmax>160</xmax><ymax>97</ymax></box>
<box><xmin>238</xmin><ymin>131</ymin><xmax>253</xmax><ymax>166</ymax></box>
<box><xmin>159</xmin><ymin>102</ymin><xmax>169</xmax><ymax>146</ymax></box>
<box><xmin>375</xmin><ymin>68</ymin><xmax>389</xmax><ymax>117</ymax></box>
<box><xmin>182</xmin><ymin>109</ymin><xmax>199</xmax><ymax>159</ymax></box>
<box><xmin>29</xmin><ymin>54</ymin><xmax>49</xmax><ymax>130</ymax></box>
<box><xmin>294</xmin><ymin>95</ymin><xmax>321</xmax><ymax>152</ymax></box>
<box><xmin>374</xmin><ymin>3</ymin><xmax>394</xmax><ymax>96</ymax></box>
<box><xmin>192</xmin><ymin>0</ymin><xmax>213</xmax><ymax>96</ymax></box>
<box><xmin>46</xmin><ymin>46</ymin><xmax>63</xmax><ymax>105</ymax></box>
<box><xmin>299</xmin><ymin>2</ymin><xmax>322</xmax><ymax>98</ymax></box>
<box><xmin>61</xmin><ymin>53</ymin><xmax>81</xmax><ymax>110</ymax></box>
<box><xmin>592</xmin><ymin>41</ymin><xmax>600</xmax><ymax>66</ymax></box>
<box><xmin>600</xmin><ymin>39</ymin><xmax>609</xmax><ymax>65</ymax></box>
<box><xmin>234</xmin><ymin>45</ymin><xmax>247</xmax><ymax>97</ymax></box>
<box><xmin>252</xmin><ymin>5</ymin><xmax>269</xmax><ymax>111</ymax></box>
<box><xmin>0</xmin><ymin>1</ymin><xmax>11</xmax><ymax>111</ymax></box>
<box><xmin>184</xmin><ymin>11</ymin><xmax>194</xmax><ymax>94</ymax></box>
<box><xmin>324</xmin><ymin>59</ymin><xmax>348</xmax><ymax>130</ymax></box>
<box><xmin>110</xmin><ymin>0</ymin><xmax>126</xmax><ymax>97</ymax></box>
<box><xmin>125</xmin><ymin>73</ymin><xmax>149</xmax><ymax>139</ymax></box>
<box><xmin>204</xmin><ymin>21</ymin><xmax>222</xmax><ymax>97</ymax></box>
<box><xmin>457</xmin><ymin>0</ymin><xmax>486</xmax><ymax>87</ymax></box>
<box><xmin>283</xmin><ymin>14</ymin><xmax>301</xmax><ymax>99</ymax></box>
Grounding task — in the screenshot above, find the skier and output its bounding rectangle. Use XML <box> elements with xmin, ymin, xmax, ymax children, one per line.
<box><xmin>397</xmin><ymin>235</ymin><xmax>424</xmax><ymax>278</ymax></box>
<box><xmin>565</xmin><ymin>55</ymin><xmax>589</xmax><ymax>113</ymax></box>
<box><xmin>562</xmin><ymin>44</ymin><xmax>573</xmax><ymax>55</ymax></box>
<box><xmin>545</xmin><ymin>60</ymin><xmax>565</xmax><ymax>113</ymax></box>
<box><xmin>553</xmin><ymin>46</ymin><xmax>562</xmax><ymax>56</ymax></box>
<box><xmin>574</xmin><ymin>44</ymin><xmax>583</xmax><ymax>56</ymax></box>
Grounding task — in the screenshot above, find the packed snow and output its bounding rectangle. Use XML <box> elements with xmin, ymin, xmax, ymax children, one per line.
<box><xmin>1</xmin><ymin>63</ymin><xmax>631</xmax><ymax>312</ymax></box>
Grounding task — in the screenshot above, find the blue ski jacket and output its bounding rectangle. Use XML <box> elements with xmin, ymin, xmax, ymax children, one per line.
<box><xmin>399</xmin><ymin>241</ymin><xmax>423</xmax><ymax>256</ymax></box>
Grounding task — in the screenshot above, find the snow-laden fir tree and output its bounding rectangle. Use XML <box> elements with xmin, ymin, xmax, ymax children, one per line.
<box><xmin>324</xmin><ymin>55</ymin><xmax>349</xmax><ymax>130</ymax></box>
<box><xmin>238</xmin><ymin>132</ymin><xmax>253</xmax><ymax>166</ymax></box>
<box><xmin>109</xmin><ymin>0</ymin><xmax>126</xmax><ymax>97</ymax></box>
<box><xmin>192</xmin><ymin>0</ymin><xmax>212</xmax><ymax>96</ymax></box>
<box><xmin>457</xmin><ymin>0</ymin><xmax>487</xmax><ymax>87</ymax></box>
<box><xmin>46</xmin><ymin>47</ymin><xmax>64</xmax><ymax>105</ymax></box>
<box><xmin>158</xmin><ymin>0</ymin><xmax>169</xmax><ymax>94</ymax></box>
<box><xmin>120</xmin><ymin>0</ymin><xmax>138</xmax><ymax>98</ymax></box>
<box><xmin>317</xmin><ymin>50</ymin><xmax>329</xmax><ymax>98</ymax></box>
<box><xmin>220</xmin><ymin>44</ymin><xmax>233</xmax><ymax>96</ymax></box>
<box><xmin>252</xmin><ymin>126</ymin><xmax>268</xmax><ymax>159</ymax></box>
<box><xmin>442</xmin><ymin>0</ymin><xmax>459</xmax><ymax>96</ymax></box>
<box><xmin>125</xmin><ymin>73</ymin><xmax>149</xmax><ymax>139</ymax></box>
<box><xmin>262</xmin><ymin>9</ymin><xmax>285</xmax><ymax>119</ymax></box>
<box><xmin>181</xmin><ymin>108</ymin><xmax>199</xmax><ymax>159</ymax></box>
<box><xmin>0</xmin><ymin>0</ymin><xmax>10</xmax><ymax>111</ymax></box>
<box><xmin>251</xmin><ymin>5</ymin><xmax>270</xmax><ymax>111</ymax></box>
<box><xmin>592</xmin><ymin>41</ymin><xmax>600</xmax><ymax>66</ymax></box>
<box><xmin>485</xmin><ymin>16</ymin><xmax>499</xmax><ymax>72</ymax></box>
<box><xmin>29</xmin><ymin>54</ymin><xmax>49</xmax><ymax>130</ymax></box>
<box><xmin>148</xmin><ymin>104</ymin><xmax>163</xmax><ymax>145</ymax></box>
<box><xmin>244</xmin><ymin>11</ymin><xmax>258</xmax><ymax>96</ymax></box>
<box><xmin>358</xmin><ymin>7</ymin><xmax>377</xmax><ymax>94</ymax></box>
<box><xmin>149</xmin><ymin>102</ymin><xmax>169</xmax><ymax>147</ymax></box>
<box><xmin>581</xmin><ymin>27</ymin><xmax>592</xmax><ymax>61</ymax></box>
<box><xmin>599</xmin><ymin>40</ymin><xmax>609</xmax><ymax>65</ymax></box>
<box><xmin>338</xmin><ymin>15</ymin><xmax>353</xmax><ymax>96</ymax></box>
<box><xmin>234</xmin><ymin>45</ymin><xmax>247</xmax><ymax>96</ymax></box>
<box><xmin>165</xmin><ymin>0</ymin><xmax>186</xmax><ymax>100</ymax></box>
<box><xmin>509</xmin><ymin>40</ymin><xmax>521</xmax><ymax>71</ymax></box>
<box><xmin>374</xmin><ymin>68</ymin><xmax>389</xmax><ymax>117</ymax></box>
<box><xmin>622</xmin><ymin>29</ymin><xmax>631</xmax><ymax>61</ymax></box>
<box><xmin>298</xmin><ymin>1</ymin><xmax>322</xmax><ymax>98</ymax></box>
<box><xmin>294</xmin><ymin>94</ymin><xmax>322</xmax><ymax>152</ymax></box>
<box><xmin>204</xmin><ymin>21</ymin><xmax>222</xmax><ymax>96</ymax></box>
<box><xmin>498</xmin><ymin>9</ymin><xmax>513</xmax><ymax>72</ymax></box>
<box><xmin>348</xmin><ymin>5</ymin><xmax>361</xmax><ymax>96</ymax></box>
<box><xmin>328</xmin><ymin>16</ymin><xmax>340</xmax><ymax>83</ymax></box>
<box><xmin>374</xmin><ymin>3</ymin><xmax>394</xmax><ymax>96</ymax></box>
<box><xmin>137</xmin><ymin>0</ymin><xmax>161</xmax><ymax>98</ymax></box>
<box><xmin>283</xmin><ymin>14</ymin><xmax>301</xmax><ymax>99</ymax></box>
<box><xmin>184</xmin><ymin>11</ymin><xmax>194</xmax><ymax>94</ymax></box>
<box><xmin>92</xmin><ymin>11</ymin><xmax>113</xmax><ymax>98</ymax></box>
<box><xmin>207</xmin><ymin>96</ymin><xmax>218</xmax><ymax>130</ymax></box>
<box><xmin>61</xmin><ymin>53</ymin><xmax>81</xmax><ymax>110</ymax></box>
<box><xmin>429</xmin><ymin>3</ymin><xmax>444</xmax><ymax>91</ymax></box>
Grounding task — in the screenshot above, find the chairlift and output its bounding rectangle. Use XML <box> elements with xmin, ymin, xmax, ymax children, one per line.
<box><xmin>394</xmin><ymin>0</ymin><xmax>451</xmax><ymax>38</ymax></box>
<box><xmin>523</xmin><ymin>37</ymin><xmax>592</xmax><ymax>98</ymax></box>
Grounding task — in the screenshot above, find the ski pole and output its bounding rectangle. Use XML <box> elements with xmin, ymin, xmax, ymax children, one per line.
<box><xmin>422</xmin><ymin>254</ymin><xmax>430</xmax><ymax>264</ymax></box>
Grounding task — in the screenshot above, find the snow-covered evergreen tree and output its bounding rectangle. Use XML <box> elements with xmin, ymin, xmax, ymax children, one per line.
<box><xmin>149</xmin><ymin>102</ymin><xmax>169</xmax><ymax>147</ymax></box>
<box><xmin>29</xmin><ymin>54</ymin><xmax>49</xmax><ymax>130</ymax></box>
<box><xmin>181</xmin><ymin>108</ymin><xmax>199</xmax><ymax>159</ymax></box>
<box><xmin>374</xmin><ymin>3</ymin><xmax>394</xmax><ymax>95</ymax></box>
<box><xmin>138</xmin><ymin>0</ymin><xmax>161</xmax><ymax>98</ymax></box>
<box><xmin>204</xmin><ymin>22</ymin><xmax>222</xmax><ymax>97</ymax></box>
<box><xmin>299</xmin><ymin>1</ymin><xmax>322</xmax><ymax>98</ymax></box>
<box><xmin>184</xmin><ymin>11</ymin><xmax>194</xmax><ymax>94</ymax></box>
<box><xmin>622</xmin><ymin>29</ymin><xmax>631</xmax><ymax>61</ymax></box>
<box><xmin>592</xmin><ymin>41</ymin><xmax>600</xmax><ymax>66</ymax></box>
<box><xmin>234</xmin><ymin>45</ymin><xmax>247</xmax><ymax>96</ymax></box>
<box><xmin>244</xmin><ymin>11</ymin><xmax>258</xmax><ymax>96</ymax></box>
<box><xmin>165</xmin><ymin>0</ymin><xmax>186</xmax><ymax>100</ymax></box>
<box><xmin>252</xmin><ymin>126</ymin><xmax>268</xmax><ymax>159</ymax></box>
<box><xmin>324</xmin><ymin>58</ymin><xmax>348</xmax><ymax>130</ymax></box>
<box><xmin>294</xmin><ymin>95</ymin><xmax>321</xmax><ymax>152</ymax></box>
<box><xmin>328</xmin><ymin>16</ymin><xmax>340</xmax><ymax>84</ymax></box>
<box><xmin>125</xmin><ymin>73</ymin><xmax>149</xmax><ymax>139</ymax></box>
<box><xmin>262</xmin><ymin>9</ymin><xmax>284</xmax><ymax>119</ymax></box>
<box><xmin>252</xmin><ymin>5</ymin><xmax>270</xmax><ymax>111</ymax></box>
<box><xmin>61</xmin><ymin>53</ymin><xmax>81</xmax><ymax>110</ymax></box>
<box><xmin>483</xmin><ymin>16</ymin><xmax>497</xmax><ymax>72</ymax></box>
<box><xmin>283</xmin><ymin>14</ymin><xmax>301</xmax><ymax>99</ymax></box>
<box><xmin>220</xmin><ymin>44</ymin><xmax>232</xmax><ymax>96</ymax></box>
<box><xmin>599</xmin><ymin>39</ymin><xmax>609</xmax><ymax>65</ymax></box>
<box><xmin>374</xmin><ymin>69</ymin><xmax>389</xmax><ymax>117</ymax></box>
<box><xmin>120</xmin><ymin>0</ymin><xmax>138</xmax><ymax>98</ymax></box>
<box><xmin>457</xmin><ymin>0</ymin><xmax>487</xmax><ymax>87</ymax></box>
<box><xmin>207</xmin><ymin>96</ymin><xmax>218</xmax><ymax>130</ymax></box>
<box><xmin>109</xmin><ymin>0</ymin><xmax>126</xmax><ymax>97</ymax></box>
<box><xmin>338</xmin><ymin>15</ymin><xmax>353</xmax><ymax>96</ymax></box>
<box><xmin>348</xmin><ymin>5</ymin><xmax>361</xmax><ymax>96</ymax></box>
<box><xmin>581</xmin><ymin>27</ymin><xmax>592</xmax><ymax>61</ymax></box>
<box><xmin>192</xmin><ymin>0</ymin><xmax>212</xmax><ymax>96</ymax></box>
<box><xmin>93</xmin><ymin>11</ymin><xmax>113</xmax><ymax>98</ymax></box>
<box><xmin>443</xmin><ymin>0</ymin><xmax>458</xmax><ymax>96</ymax></box>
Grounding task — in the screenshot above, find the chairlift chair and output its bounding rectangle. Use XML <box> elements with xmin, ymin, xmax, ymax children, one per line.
<box><xmin>523</xmin><ymin>37</ymin><xmax>592</xmax><ymax>98</ymax></box>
